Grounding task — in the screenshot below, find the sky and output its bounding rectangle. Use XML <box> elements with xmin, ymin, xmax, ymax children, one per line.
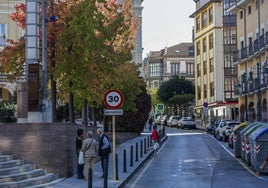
<box><xmin>142</xmin><ymin>0</ymin><xmax>196</xmax><ymax>58</ymax></box>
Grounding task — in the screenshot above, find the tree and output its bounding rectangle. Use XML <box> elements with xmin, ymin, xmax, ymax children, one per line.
<box><xmin>168</xmin><ymin>93</ymin><xmax>195</xmax><ymax>116</ymax></box>
<box><xmin>0</xmin><ymin>0</ymin><xmax>151</xmax><ymax>130</ymax></box>
<box><xmin>116</xmin><ymin>85</ymin><xmax>151</xmax><ymax>132</ymax></box>
<box><xmin>54</xmin><ymin>0</ymin><xmax>139</xmax><ymax>110</ymax></box>
<box><xmin>157</xmin><ymin>76</ymin><xmax>195</xmax><ymax>115</ymax></box>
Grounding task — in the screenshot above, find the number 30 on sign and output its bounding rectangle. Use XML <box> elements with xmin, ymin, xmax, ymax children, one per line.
<box><xmin>104</xmin><ymin>90</ymin><xmax>124</xmax><ymax>109</ymax></box>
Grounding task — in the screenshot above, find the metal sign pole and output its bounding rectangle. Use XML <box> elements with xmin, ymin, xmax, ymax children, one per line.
<box><xmin>112</xmin><ymin>115</ymin><xmax>117</xmax><ymax>181</ymax></box>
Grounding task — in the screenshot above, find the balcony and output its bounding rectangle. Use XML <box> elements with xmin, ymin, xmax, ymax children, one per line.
<box><xmin>235</xmin><ymin>33</ymin><xmax>268</xmax><ymax>62</ymax></box>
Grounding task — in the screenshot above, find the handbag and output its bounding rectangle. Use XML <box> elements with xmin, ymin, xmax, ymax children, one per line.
<box><xmin>78</xmin><ymin>139</ymin><xmax>93</xmax><ymax>165</ymax></box>
<box><xmin>78</xmin><ymin>151</ymin><xmax>84</xmax><ymax>165</ymax></box>
<box><xmin>153</xmin><ymin>142</ymin><xmax>159</xmax><ymax>150</ymax></box>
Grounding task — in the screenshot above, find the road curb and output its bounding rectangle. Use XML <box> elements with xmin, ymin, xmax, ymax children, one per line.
<box><xmin>118</xmin><ymin>135</ymin><xmax>168</xmax><ymax>188</ymax></box>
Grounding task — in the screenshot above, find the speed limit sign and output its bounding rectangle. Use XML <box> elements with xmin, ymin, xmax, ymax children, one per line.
<box><xmin>104</xmin><ymin>90</ymin><xmax>124</xmax><ymax>109</ymax></box>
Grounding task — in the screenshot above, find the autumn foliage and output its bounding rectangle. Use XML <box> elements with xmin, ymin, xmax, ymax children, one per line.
<box><xmin>0</xmin><ymin>0</ymin><xmax>151</xmax><ymax>131</ymax></box>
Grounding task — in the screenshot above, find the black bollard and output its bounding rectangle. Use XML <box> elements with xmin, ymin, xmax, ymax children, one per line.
<box><xmin>123</xmin><ymin>149</ymin><xmax>127</xmax><ymax>173</ymax></box>
<box><xmin>115</xmin><ymin>153</ymin><xmax>119</xmax><ymax>180</ymax></box>
<box><xmin>147</xmin><ymin>136</ymin><xmax>150</xmax><ymax>148</ymax></box>
<box><xmin>88</xmin><ymin>168</ymin><xmax>92</xmax><ymax>188</ymax></box>
<box><xmin>136</xmin><ymin>142</ymin><xmax>139</xmax><ymax>161</ymax></box>
<box><xmin>140</xmin><ymin>140</ymin><xmax>143</xmax><ymax>158</ymax></box>
<box><xmin>144</xmin><ymin>138</ymin><xmax>147</xmax><ymax>154</ymax></box>
<box><xmin>103</xmin><ymin>159</ymin><xmax>108</xmax><ymax>188</ymax></box>
<box><xmin>130</xmin><ymin>145</ymin><xmax>133</xmax><ymax>167</ymax></box>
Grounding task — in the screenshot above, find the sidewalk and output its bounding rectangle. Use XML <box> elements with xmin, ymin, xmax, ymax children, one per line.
<box><xmin>48</xmin><ymin>128</ymin><xmax>159</xmax><ymax>188</ymax></box>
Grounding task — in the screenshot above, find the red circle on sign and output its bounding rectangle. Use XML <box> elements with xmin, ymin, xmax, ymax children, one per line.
<box><xmin>104</xmin><ymin>90</ymin><xmax>124</xmax><ymax>109</ymax></box>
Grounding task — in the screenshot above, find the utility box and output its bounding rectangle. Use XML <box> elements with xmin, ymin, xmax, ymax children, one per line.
<box><xmin>249</xmin><ymin>125</ymin><xmax>268</xmax><ymax>173</ymax></box>
<box><xmin>240</xmin><ymin>122</ymin><xmax>260</xmax><ymax>161</ymax></box>
<box><xmin>233</xmin><ymin>122</ymin><xmax>248</xmax><ymax>158</ymax></box>
<box><xmin>243</xmin><ymin>123</ymin><xmax>266</xmax><ymax>165</ymax></box>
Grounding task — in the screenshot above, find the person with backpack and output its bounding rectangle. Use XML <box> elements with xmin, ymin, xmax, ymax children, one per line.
<box><xmin>97</xmin><ymin>128</ymin><xmax>111</xmax><ymax>178</ymax></box>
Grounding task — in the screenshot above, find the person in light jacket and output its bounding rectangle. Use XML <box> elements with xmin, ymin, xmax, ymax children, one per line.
<box><xmin>81</xmin><ymin>131</ymin><xmax>98</xmax><ymax>181</ymax></box>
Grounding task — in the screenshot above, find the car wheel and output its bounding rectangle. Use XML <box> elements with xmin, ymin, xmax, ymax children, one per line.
<box><xmin>216</xmin><ymin>133</ymin><xmax>221</xmax><ymax>140</ymax></box>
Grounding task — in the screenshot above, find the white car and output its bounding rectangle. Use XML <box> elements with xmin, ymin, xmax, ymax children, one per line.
<box><xmin>167</xmin><ymin>116</ymin><xmax>180</xmax><ymax>127</ymax></box>
<box><xmin>215</xmin><ymin>119</ymin><xmax>240</xmax><ymax>141</ymax></box>
<box><xmin>75</xmin><ymin>118</ymin><xmax>102</xmax><ymax>128</ymax></box>
<box><xmin>177</xmin><ymin>117</ymin><xmax>196</xmax><ymax>129</ymax></box>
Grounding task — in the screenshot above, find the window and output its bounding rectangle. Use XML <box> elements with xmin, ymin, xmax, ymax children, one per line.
<box><xmin>171</xmin><ymin>63</ymin><xmax>179</xmax><ymax>75</ymax></box>
<box><xmin>0</xmin><ymin>24</ymin><xmax>6</xmax><ymax>47</ymax></box>
<box><xmin>0</xmin><ymin>24</ymin><xmax>6</xmax><ymax>35</ymax></box>
<box><xmin>149</xmin><ymin>62</ymin><xmax>162</xmax><ymax>77</ymax></box>
<box><xmin>196</xmin><ymin>41</ymin><xmax>201</xmax><ymax>55</ymax></box>
<box><xmin>197</xmin><ymin>86</ymin><xmax>201</xmax><ymax>100</ymax></box>
<box><xmin>210</xmin><ymin>82</ymin><xmax>215</xmax><ymax>97</ymax></box>
<box><xmin>209</xmin><ymin>57</ymin><xmax>214</xmax><ymax>72</ymax></box>
<box><xmin>186</xmin><ymin>63</ymin><xmax>194</xmax><ymax>76</ymax></box>
<box><xmin>209</xmin><ymin>7</ymin><xmax>213</xmax><ymax>23</ymax></box>
<box><xmin>203</xmin><ymin>38</ymin><xmax>207</xmax><ymax>53</ymax></box>
<box><xmin>204</xmin><ymin>84</ymin><xmax>207</xmax><ymax>98</ymax></box>
<box><xmin>196</xmin><ymin>16</ymin><xmax>200</xmax><ymax>32</ymax></box>
<box><xmin>197</xmin><ymin>63</ymin><xmax>201</xmax><ymax>77</ymax></box>
<box><xmin>247</xmin><ymin>5</ymin><xmax>251</xmax><ymax>15</ymax></box>
<box><xmin>202</xmin><ymin>11</ymin><xmax>207</xmax><ymax>28</ymax></box>
<box><xmin>209</xmin><ymin>34</ymin><xmax>213</xmax><ymax>49</ymax></box>
<box><xmin>240</xmin><ymin>10</ymin><xmax>243</xmax><ymax>19</ymax></box>
<box><xmin>203</xmin><ymin>60</ymin><xmax>207</xmax><ymax>75</ymax></box>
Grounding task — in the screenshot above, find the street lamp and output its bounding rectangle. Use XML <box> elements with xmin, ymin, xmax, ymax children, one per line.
<box><xmin>241</xmin><ymin>72</ymin><xmax>248</xmax><ymax>121</ymax></box>
<box><xmin>234</xmin><ymin>72</ymin><xmax>249</xmax><ymax>122</ymax></box>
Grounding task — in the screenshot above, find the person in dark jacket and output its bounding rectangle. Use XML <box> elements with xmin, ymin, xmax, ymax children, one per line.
<box><xmin>76</xmin><ymin>128</ymin><xmax>85</xmax><ymax>179</ymax></box>
<box><xmin>97</xmin><ymin>128</ymin><xmax>111</xmax><ymax>178</ymax></box>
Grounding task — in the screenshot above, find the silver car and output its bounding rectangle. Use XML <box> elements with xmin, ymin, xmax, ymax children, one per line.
<box><xmin>177</xmin><ymin>117</ymin><xmax>196</xmax><ymax>129</ymax></box>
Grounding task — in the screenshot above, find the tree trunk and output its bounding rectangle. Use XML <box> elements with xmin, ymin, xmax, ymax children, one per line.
<box><xmin>69</xmin><ymin>92</ymin><xmax>74</xmax><ymax>123</ymax></box>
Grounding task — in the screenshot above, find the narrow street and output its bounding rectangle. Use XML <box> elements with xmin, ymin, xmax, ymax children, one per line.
<box><xmin>127</xmin><ymin>127</ymin><xmax>268</xmax><ymax>188</ymax></box>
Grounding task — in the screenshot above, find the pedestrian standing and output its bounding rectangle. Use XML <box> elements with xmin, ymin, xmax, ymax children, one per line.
<box><xmin>81</xmin><ymin>131</ymin><xmax>98</xmax><ymax>181</ymax></box>
<box><xmin>151</xmin><ymin>125</ymin><xmax>159</xmax><ymax>153</ymax></box>
<box><xmin>97</xmin><ymin>128</ymin><xmax>111</xmax><ymax>178</ymax></box>
<box><xmin>76</xmin><ymin>128</ymin><xmax>85</xmax><ymax>179</ymax></box>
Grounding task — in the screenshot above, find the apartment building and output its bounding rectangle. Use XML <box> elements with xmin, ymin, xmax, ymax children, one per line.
<box><xmin>190</xmin><ymin>0</ymin><xmax>238</xmax><ymax>123</ymax></box>
<box><xmin>229</xmin><ymin>0</ymin><xmax>268</xmax><ymax>122</ymax></box>
<box><xmin>144</xmin><ymin>42</ymin><xmax>195</xmax><ymax>89</ymax></box>
<box><xmin>0</xmin><ymin>0</ymin><xmax>24</xmax><ymax>102</ymax></box>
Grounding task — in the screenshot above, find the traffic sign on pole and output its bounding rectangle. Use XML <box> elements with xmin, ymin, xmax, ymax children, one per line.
<box><xmin>104</xmin><ymin>90</ymin><xmax>124</xmax><ymax>109</ymax></box>
<box><xmin>157</xmin><ymin>103</ymin><xmax>165</xmax><ymax>113</ymax></box>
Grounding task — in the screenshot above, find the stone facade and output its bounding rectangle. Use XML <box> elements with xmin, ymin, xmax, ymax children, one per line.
<box><xmin>0</xmin><ymin>123</ymin><xmax>139</xmax><ymax>177</ymax></box>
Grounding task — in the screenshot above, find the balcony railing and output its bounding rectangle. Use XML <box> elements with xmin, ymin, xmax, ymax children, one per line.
<box><xmin>235</xmin><ymin>33</ymin><xmax>268</xmax><ymax>62</ymax></box>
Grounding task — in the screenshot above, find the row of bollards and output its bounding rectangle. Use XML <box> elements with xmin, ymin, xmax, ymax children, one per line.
<box><xmin>87</xmin><ymin>134</ymin><xmax>159</xmax><ymax>188</ymax></box>
<box><xmin>122</xmin><ymin>135</ymin><xmax>153</xmax><ymax>174</ymax></box>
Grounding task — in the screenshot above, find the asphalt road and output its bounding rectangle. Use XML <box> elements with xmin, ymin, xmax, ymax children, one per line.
<box><xmin>126</xmin><ymin>127</ymin><xmax>268</xmax><ymax>188</ymax></box>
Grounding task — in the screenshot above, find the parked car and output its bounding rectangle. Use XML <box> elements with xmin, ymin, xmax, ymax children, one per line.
<box><xmin>216</xmin><ymin>120</ymin><xmax>240</xmax><ymax>141</ymax></box>
<box><xmin>167</xmin><ymin>116</ymin><xmax>180</xmax><ymax>127</ymax></box>
<box><xmin>75</xmin><ymin>118</ymin><xmax>103</xmax><ymax>128</ymax></box>
<box><xmin>160</xmin><ymin>115</ymin><xmax>169</xmax><ymax>125</ymax></box>
<box><xmin>206</xmin><ymin>123</ymin><xmax>218</xmax><ymax>134</ymax></box>
<box><xmin>177</xmin><ymin>117</ymin><xmax>196</xmax><ymax>129</ymax></box>
<box><xmin>214</xmin><ymin>119</ymin><xmax>232</xmax><ymax>140</ymax></box>
<box><xmin>228</xmin><ymin>131</ymin><xmax>234</xmax><ymax>148</ymax></box>
<box><xmin>154</xmin><ymin>115</ymin><xmax>162</xmax><ymax>125</ymax></box>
